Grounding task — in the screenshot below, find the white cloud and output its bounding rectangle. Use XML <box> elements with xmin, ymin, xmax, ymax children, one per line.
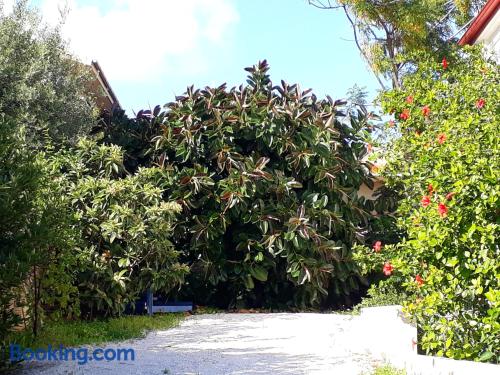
<box><xmin>39</xmin><ymin>0</ymin><xmax>239</xmax><ymax>82</ymax></box>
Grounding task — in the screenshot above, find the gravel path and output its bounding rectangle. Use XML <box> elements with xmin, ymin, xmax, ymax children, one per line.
<box><xmin>18</xmin><ymin>313</ymin><xmax>383</xmax><ymax>375</ymax></box>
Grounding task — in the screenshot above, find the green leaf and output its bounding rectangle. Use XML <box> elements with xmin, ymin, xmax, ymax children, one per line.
<box><xmin>478</xmin><ymin>351</ymin><xmax>494</xmax><ymax>362</ymax></box>
<box><xmin>250</xmin><ymin>265</ymin><xmax>268</xmax><ymax>282</ymax></box>
<box><xmin>118</xmin><ymin>258</ymin><xmax>130</xmax><ymax>268</ymax></box>
<box><xmin>243</xmin><ymin>275</ymin><xmax>254</xmax><ymax>290</ymax></box>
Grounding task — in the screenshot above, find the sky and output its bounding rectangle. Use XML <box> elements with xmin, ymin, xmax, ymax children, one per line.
<box><xmin>11</xmin><ymin>0</ymin><xmax>382</xmax><ymax>114</ymax></box>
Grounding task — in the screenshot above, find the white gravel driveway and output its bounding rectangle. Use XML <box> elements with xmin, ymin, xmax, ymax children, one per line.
<box><xmin>18</xmin><ymin>313</ymin><xmax>384</xmax><ymax>375</ymax></box>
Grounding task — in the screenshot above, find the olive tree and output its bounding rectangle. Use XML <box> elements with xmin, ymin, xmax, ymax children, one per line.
<box><xmin>0</xmin><ymin>0</ymin><xmax>97</xmax><ymax>143</ymax></box>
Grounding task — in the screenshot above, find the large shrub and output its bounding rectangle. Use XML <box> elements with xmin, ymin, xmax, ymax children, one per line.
<box><xmin>0</xmin><ymin>118</ymin><xmax>77</xmax><ymax>369</ymax></box>
<box><xmin>50</xmin><ymin>139</ymin><xmax>189</xmax><ymax>318</ymax></box>
<box><xmin>355</xmin><ymin>47</ymin><xmax>499</xmax><ymax>362</ymax></box>
<box><xmin>1</xmin><ymin>131</ymin><xmax>186</xmax><ymax>369</ymax></box>
<box><xmin>120</xmin><ymin>61</ymin><xmax>393</xmax><ymax>308</ymax></box>
<box><xmin>0</xmin><ymin>120</ymin><xmax>38</xmax><ymax>341</ymax></box>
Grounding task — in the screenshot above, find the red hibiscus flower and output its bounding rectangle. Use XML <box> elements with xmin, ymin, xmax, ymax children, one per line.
<box><xmin>476</xmin><ymin>98</ymin><xmax>485</xmax><ymax>109</ymax></box>
<box><xmin>428</xmin><ymin>184</ymin><xmax>434</xmax><ymax>193</ymax></box>
<box><xmin>406</xmin><ymin>96</ymin><xmax>414</xmax><ymax>104</ymax></box>
<box><xmin>442</xmin><ymin>57</ymin><xmax>448</xmax><ymax>69</ymax></box>
<box><xmin>400</xmin><ymin>109</ymin><xmax>410</xmax><ymax>120</ymax></box>
<box><xmin>415</xmin><ymin>275</ymin><xmax>424</xmax><ymax>286</ymax></box>
<box><xmin>422</xmin><ymin>106</ymin><xmax>430</xmax><ymax>117</ymax></box>
<box><xmin>438</xmin><ymin>203</ymin><xmax>448</xmax><ymax>217</ymax></box>
<box><xmin>437</xmin><ymin>133</ymin><xmax>446</xmax><ymax>144</ymax></box>
<box><xmin>373</xmin><ymin>241</ymin><xmax>382</xmax><ymax>253</ymax></box>
<box><xmin>383</xmin><ymin>262</ymin><xmax>394</xmax><ymax>276</ymax></box>
<box><xmin>421</xmin><ymin>196</ymin><xmax>431</xmax><ymax>207</ymax></box>
<box><xmin>445</xmin><ymin>192</ymin><xmax>456</xmax><ymax>200</ymax></box>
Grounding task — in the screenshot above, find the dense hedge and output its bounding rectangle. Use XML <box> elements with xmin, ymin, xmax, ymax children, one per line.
<box><xmin>105</xmin><ymin>61</ymin><xmax>395</xmax><ymax>308</ymax></box>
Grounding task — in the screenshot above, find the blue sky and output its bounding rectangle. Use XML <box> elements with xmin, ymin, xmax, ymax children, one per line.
<box><xmin>30</xmin><ymin>0</ymin><xmax>381</xmax><ymax>114</ymax></box>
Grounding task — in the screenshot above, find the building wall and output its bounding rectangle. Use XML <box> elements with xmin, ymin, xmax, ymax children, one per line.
<box><xmin>476</xmin><ymin>8</ymin><xmax>500</xmax><ymax>60</ymax></box>
<box><xmin>357</xmin><ymin>179</ymin><xmax>385</xmax><ymax>201</ymax></box>
<box><xmin>86</xmin><ymin>75</ymin><xmax>115</xmax><ymax>113</ymax></box>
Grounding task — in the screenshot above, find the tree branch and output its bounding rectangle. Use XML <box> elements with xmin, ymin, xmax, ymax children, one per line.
<box><xmin>342</xmin><ymin>6</ymin><xmax>388</xmax><ymax>91</ymax></box>
<box><xmin>308</xmin><ymin>0</ymin><xmax>343</xmax><ymax>10</ymax></box>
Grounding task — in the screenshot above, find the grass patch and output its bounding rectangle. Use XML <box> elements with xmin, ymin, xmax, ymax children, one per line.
<box><xmin>369</xmin><ymin>364</ymin><xmax>406</xmax><ymax>375</ymax></box>
<box><xmin>8</xmin><ymin>314</ymin><xmax>184</xmax><ymax>349</ymax></box>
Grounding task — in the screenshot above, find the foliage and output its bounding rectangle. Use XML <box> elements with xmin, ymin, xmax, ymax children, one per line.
<box><xmin>0</xmin><ymin>4</ymin><xmax>186</xmax><ymax>365</ymax></box>
<box><xmin>0</xmin><ymin>119</ymin><xmax>37</xmax><ymax>369</ymax></box>
<box><xmin>51</xmin><ymin>139</ymin><xmax>189</xmax><ymax>318</ymax></box>
<box><xmin>0</xmin><ymin>118</ymin><xmax>77</xmax><ymax>369</ymax></box>
<box><xmin>0</xmin><ymin>120</ymin><xmax>31</xmax><ymax>338</ymax></box>
<box><xmin>0</xmin><ymin>3</ymin><xmax>98</xmax><ymax>365</ymax></box>
<box><xmin>0</xmin><ymin>0</ymin><xmax>97</xmax><ymax>143</ymax></box>
<box><xmin>309</xmin><ymin>0</ymin><xmax>486</xmax><ymax>88</ymax></box>
<box><xmin>97</xmin><ymin>107</ymin><xmax>160</xmax><ymax>172</ymax></box>
<box><xmin>0</xmin><ymin>129</ymin><xmax>186</xmax><ymax>368</ymax></box>
<box><xmin>111</xmin><ymin>60</ymin><xmax>395</xmax><ymax>309</ymax></box>
<box><xmin>355</xmin><ymin>47</ymin><xmax>499</xmax><ymax>362</ymax></box>
<box><xmin>8</xmin><ymin>313</ymin><xmax>183</xmax><ymax>351</ymax></box>
<box><xmin>368</xmin><ymin>364</ymin><xmax>406</xmax><ymax>375</ymax></box>
<box><xmin>352</xmin><ymin>276</ymin><xmax>407</xmax><ymax>314</ymax></box>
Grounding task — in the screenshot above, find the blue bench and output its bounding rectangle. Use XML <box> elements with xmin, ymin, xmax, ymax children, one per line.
<box><xmin>146</xmin><ymin>290</ymin><xmax>193</xmax><ymax>315</ymax></box>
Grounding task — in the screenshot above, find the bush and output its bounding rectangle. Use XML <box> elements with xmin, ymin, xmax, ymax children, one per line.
<box><xmin>0</xmin><ymin>131</ymin><xmax>187</xmax><ymax>368</ymax></box>
<box><xmin>353</xmin><ymin>281</ymin><xmax>408</xmax><ymax>314</ymax></box>
<box><xmin>0</xmin><ymin>117</ymin><xmax>78</xmax><ymax>370</ymax></box>
<box><xmin>51</xmin><ymin>139</ymin><xmax>189</xmax><ymax>318</ymax></box>
<box><xmin>355</xmin><ymin>47</ymin><xmax>499</xmax><ymax>362</ymax></box>
<box><xmin>116</xmin><ymin>61</ymin><xmax>394</xmax><ymax>309</ymax></box>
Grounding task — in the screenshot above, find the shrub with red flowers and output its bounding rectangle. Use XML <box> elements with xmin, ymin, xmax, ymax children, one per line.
<box><xmin>421</xmin><ymin>105</ymin><xmax>430</xmax><ymax>117</ymax></box>
<box><xmin>437</xmin><ymin>133</ymin><xmax>446</xmax><ymax>144</ymax></box>
<box><xmin>382</xmin><ymin>262</ymin><xmax>393</xmax><ymax>276</ymax></box>
<box><xmin>415</xmin><ymin>275</ymin><xmax>424</xmax><ymax>286</ymax></box>
<box><xmin>441</xmin><ymin>57</ymin><xmax>449</xmax><ymax>69</ymax></box>
<box><xmin>399</xmin><ymin>108</ymin><xmax>410</xmax><ymax>120</ymax></box>
<box><xmin>354</xmin><ymin>47</ymin><xmax>499</xmax><ymax>363</ymax></box>
<box><xmin>475</xmin><ymin>98</ymin><xmax>485</xmax><ymax>109</ymax></box>
<box><xmin>420</xmin><ymin>196</ymin><xmax>431</xmax><ymax>207</ymax></box>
